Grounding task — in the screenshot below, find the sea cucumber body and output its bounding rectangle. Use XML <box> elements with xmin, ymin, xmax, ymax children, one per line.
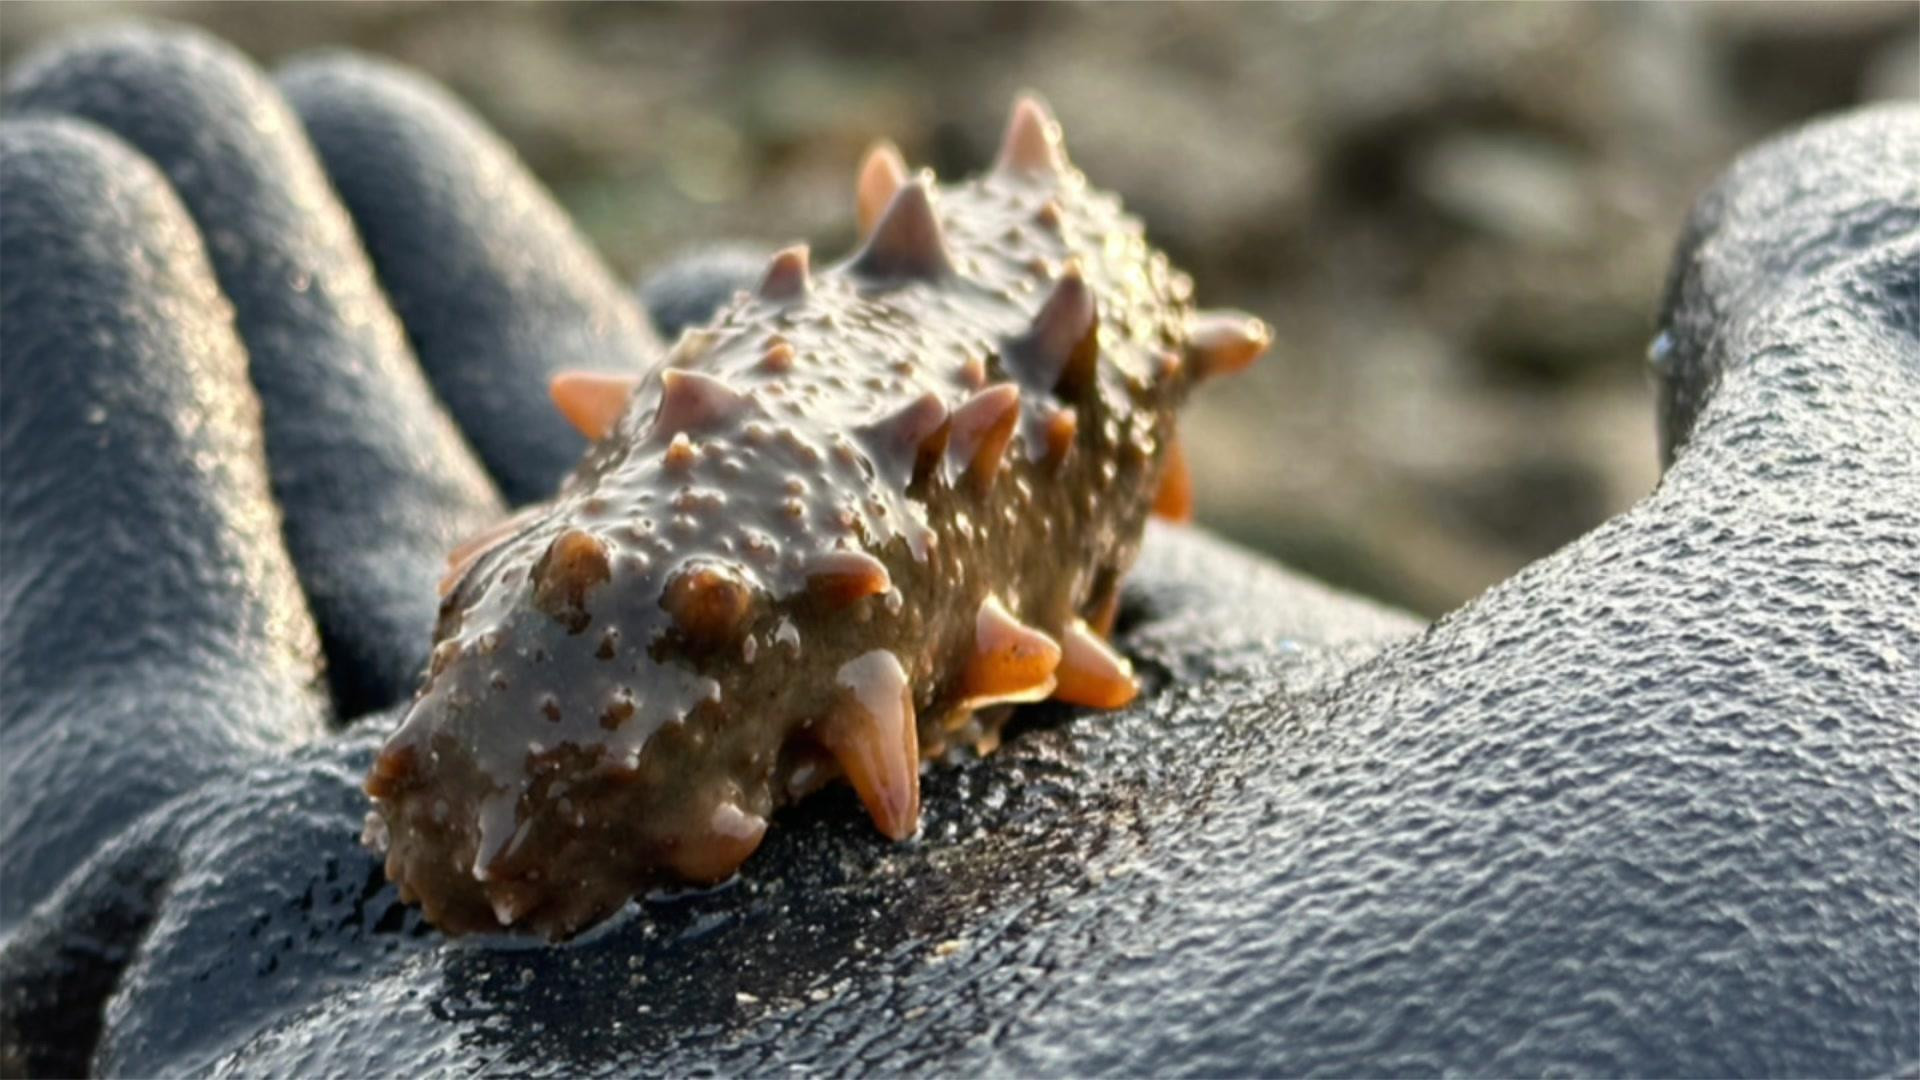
<box><xmin>365</xmin><ymin>103</ymin><xmax>1259</xmax><ymax>938</ymax></box>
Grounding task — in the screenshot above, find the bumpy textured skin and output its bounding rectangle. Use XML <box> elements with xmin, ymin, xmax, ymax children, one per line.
<box><xmin>366</xmin><ymin>118</ymin><xmax>1219</xmax><ymax>937</ymax></box>
<box><xmin>0</xmin><ymin>28</ymin><xmax>1913</xmax><ymax>1077</ymax></box>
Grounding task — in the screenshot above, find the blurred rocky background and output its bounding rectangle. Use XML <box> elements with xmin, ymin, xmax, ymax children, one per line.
<box><xmin>5</xmin><ymin>2</ymin><xmax>1914</xmax><ymax>615</ymax></box>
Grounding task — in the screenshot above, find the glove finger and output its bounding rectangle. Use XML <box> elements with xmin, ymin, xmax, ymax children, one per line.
<box><xmin>6</xmin><ymin>24</ymin><xmax>505</xmax><ymax>717</ymax></box>
<box><xmin>278</xmin><ymin>51</ymin><xmax>663</xmax><ymax>504</ymax></box>
<box><xmin>0</xmin><ymin>117</ymin><xmax>331</xmax><ymax>924</ymax></box>
<box><xmin>0</xmin><ymin>808</ymin><xmax>181</xmax><ymax>1079</ymax></box>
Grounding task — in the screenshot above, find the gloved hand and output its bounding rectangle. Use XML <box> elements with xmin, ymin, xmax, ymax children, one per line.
<box><xmin>2</xmin><ymin>23</ymin><xmax>1914</xmax><ymax>1078</ymax></box>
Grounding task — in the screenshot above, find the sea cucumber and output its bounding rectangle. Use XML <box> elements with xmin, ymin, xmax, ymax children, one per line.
<box><xmin>363</xmin><ymin>98</ymin><xmax>1270</xmax><ymax>938</ymax></box>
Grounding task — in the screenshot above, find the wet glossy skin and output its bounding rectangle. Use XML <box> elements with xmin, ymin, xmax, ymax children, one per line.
<box><xmin>364</xmin><ymin>102</ymin><xmax>1270</xmax><ymax>938</ymax></box>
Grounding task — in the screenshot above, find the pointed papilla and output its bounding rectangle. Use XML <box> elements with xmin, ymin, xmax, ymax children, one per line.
<box><xmin>651</xmin><ymin>370</ymin><xmax>747</xmax><ymax>440</ymax></box>
<box><xmin>1011</xmin><ymin>263</ymin><xmax>1099</xmax><ymax>397</ymax></box>
<box><xmin>661</xmin><ymin>798</ymin><xmax>768</xmax><ymax>883</ymax></box>
<box><xmin>1054</xmin><ymin>618</ymin><xmax>1138</xmax><ymax>709</ymax></box>
<box><xmin>862</xmin><ymin>391</ymin><xmax>949</xmax><ymax>490</ymax></box>
<box><xmin>486</xmin><ymin>880</ymin><xmax>545</xmax><ymax>928</ymax></box>
<box><xmin>995</xmin><ymin>94</ymin><xmax>1067</xmax><ymax>177</ymax></box>
<box><xmin>550</xmin><ymin>371</ymin><xmax>641</xmax><ymax>441</ymax></box>
<box><xmin>1043</xmin><ymin>406</ymin><xmax>1078</xmax><ymax>467</ymax></box>
<box><xmin>856</xmin><ymin>141</ymin><xmax>908</xmax><ymax>239</ymax></box>
<box><xmin>1153</xmin><ymin>435</ymin><xmax>1194</xmax><ymax>522</ymax></box>
<box><xmin>947</xmin><ymin>383</ymin><xmax>1022</xmax><ymax>494</ymax></box>
<box><xmin>960</xmin><ymin>595</ymin><xmax>1061</xmax><ymax>708</ymax></box>
<box><xmin>850</xmin><ymin>179</ymin><xmax>955</xmax><ymax>282</ymax></box>
<box><xmin>446</xmin><ymin>506</ymin><xmax>541</xmax><ymax>568</ymax></box>
<box><xmin>441</xmin><ymin>505</ymin><xmax>544</xmax><ymax>596</ymax></box>
<box><xmin>662</xmin><ymin>432</ymin><xmax>698</xmax><ymax>470</ymax></box>
<box><xmin>667</xmin><ymin>327</ymin><xmax>717</xmax><ymax>367</ymax></box>
<box><xmin>821</xmin><ymin>649</ymin><xmax>920</xmax><ymax>840</ymax></box>
<box><xmin>758</xmin><ymin>244</ymin><xmax>811</xmax><ymax>301</ymax></box>
<box><xmin>1187</xmin><ymin>311</ymin><xmax>1272</xmax><ymax>379</ymax></box>
<box><xmin>807</xmin><ymin>550</ymin><xmax>893</xmax><ymax>608</ymax></box>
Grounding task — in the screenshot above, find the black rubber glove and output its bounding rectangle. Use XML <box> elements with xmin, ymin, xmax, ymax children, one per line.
<box><xmin>2</xmin><ymin>23</ymin><xmax>1914</xmax><ymax>1078</ymax></box>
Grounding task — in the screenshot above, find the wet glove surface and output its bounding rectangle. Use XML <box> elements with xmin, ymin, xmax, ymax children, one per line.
<box><xmin>2</xmin><ymin>23</ymin><xmax>1915</xmax><ymax>1078</ymax></box>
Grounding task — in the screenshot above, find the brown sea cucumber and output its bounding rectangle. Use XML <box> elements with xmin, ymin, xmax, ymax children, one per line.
<box><xmin>363</xmin><ymin>98</ymin><xmax>1270</xmax><ymax>938</ymax></box>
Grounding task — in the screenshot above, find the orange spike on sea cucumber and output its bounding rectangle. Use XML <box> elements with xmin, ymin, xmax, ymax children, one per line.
<box><xmin>850</xmin><ymin>180</ymin><xmax>955</xmax><ymax>282</ymax></box>
<box><xmin>806</xmin><ymin>550</ymin><xmax>893</xmax><ymax>608</ymax></box>
<box><xmin>660</xmin><ymin>798</ymin><xmax>768</xmax><ymax>883</ymax></box>
<box><xmin>1053</xmin><ymin>618</ymin><xmax>1138</xmax><ymax>709</ymax></box>
<box><xmin>947</xmin><ymin>383</ymin><xmax>1022</xmax><ymax>494</ymax></box>
<box><xmin>439</xmin><ymin>554</ymin><xmax>478</xmax><ymax>598</ymax></box>
<box><xmin>960</xmin><ymin>595</ymin><xmax>1061</xmax><ymax>708</ymax></box>
<box><xmin>818</xmin><ymin>649</ymin><xmax>920</xmax><ymax>840</ymax></box>
<box><xmin>1011</xmin><ymin>262</ymin><xmax>1098</xmax><ymax>396</ymax></box>
<box><xmin>662</xmin><ymin>432</ymin><xmax>697</xmax><ymax>470</ymax></box>
<box><xmin>758</xmin><ymin>244</ymin><xmax>812</xmax><ymax>301</ymax></box>
<box><xmin>486</xmin><ymin>881</ymin><xmax>545</xmax><ymax>928</ymax></box>
<box><xmin>651</xmin><ymin>370</ymin><xmax>747</xmax><ymax>440</ymax></box>
<box><xmin>862</xmin><ymin>391</ymin><xmax>950</xmax><ymax>490</ymax></box>
<box><xmin>1043</xmin><ymin>406</ymin><xmax>1079</xmax><ymax>467</ymax></box>
<box><xmin>1186</xmin><ymin>311</ymin><xmax>1272</xmax><ymax>379</ymax></box>
<box><xmin>549</xmin><ymin>371</ymin><xmax>641</xmax><ymax>441</ymax></box>
<box><xmin>1153</xmin><ymin>435</ymin><xmax>1194</xmax><ymax>522</ymax></box>
<box><xmin>856</xmin><ymin>141</ymin><xmax>909</xmax><ymax>239</ymax></box>
<box><xmin>441</xmin><ymin>506</ymin><xmax>545</xmax><ymax>596</ymax></box>
<box><xmin>666</xmin><ymin>327</ymin><xmax>717</xmax><ymax>368</ymax></box>
<box><xmin>995</xmin><ymin>94</ymin><xmax>1067</xmax><ymax>177</ymax></box>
